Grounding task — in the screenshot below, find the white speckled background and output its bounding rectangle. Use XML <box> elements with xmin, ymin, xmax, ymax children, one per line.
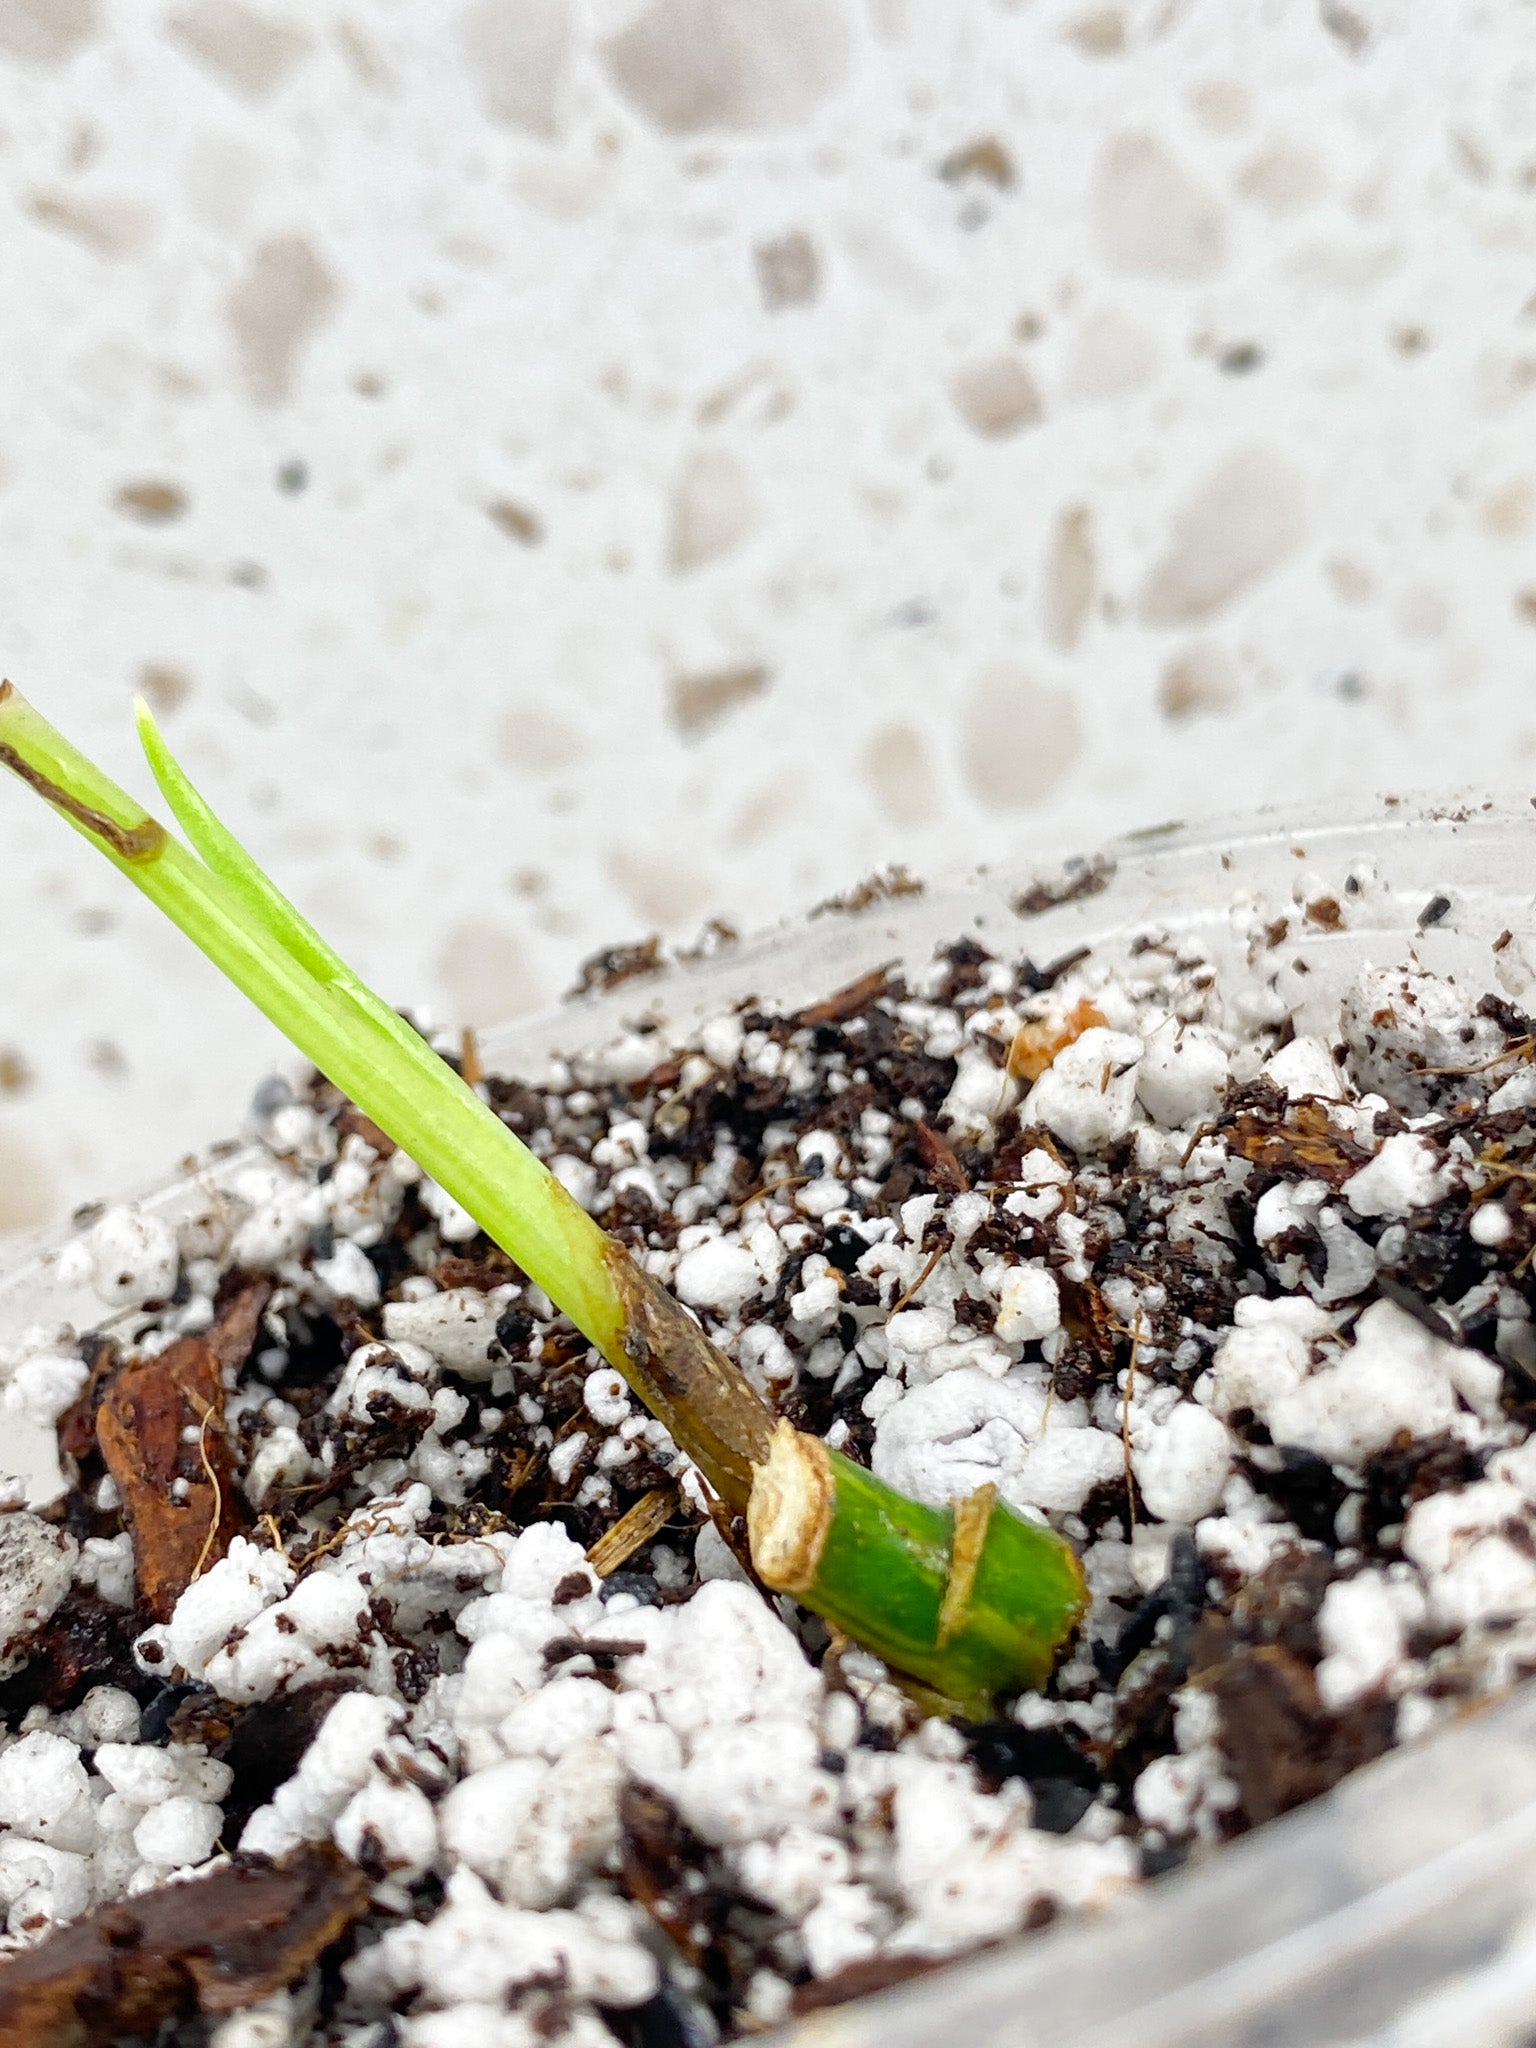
<box><xmin>1</xmin><ymin>0</ymin><xmax>1534</xmax><ymax>1242</ymax></box>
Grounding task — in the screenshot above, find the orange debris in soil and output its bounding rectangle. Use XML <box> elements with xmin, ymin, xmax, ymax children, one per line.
<box><xmin>1007</xmin><ymin>997</ymin><xmax>1110</xmax><ymax>1082</ymax></box>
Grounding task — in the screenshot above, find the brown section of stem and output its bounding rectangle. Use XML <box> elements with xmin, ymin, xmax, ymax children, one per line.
<box><xmin>603</xmin><ymin>1241</ymin><xmax>776</xmax><ymax>1511</ymax></box>
<box><xmin>0</xmin><ymin>700</ymin><xmax>165</xmax><ymax>863</ymax></box>
<box><xmin>936</xmin><ymin>1482</ymin><xmax>996</xmax><ymax>1647</ymax></box>
<box><xmin>747</xmin><ymin>1421</ymin><xmax>834</xmax><ymax>1594</ymax></box>
<box><xmin>0</xmin><ymin>1841</ymin><xmax>370</xmax><ymax>2046</ymax></box>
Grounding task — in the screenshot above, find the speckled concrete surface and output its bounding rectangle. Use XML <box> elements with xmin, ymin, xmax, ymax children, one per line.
<box><xmin>1</xmin><ymin>0</ymin><xmax>1534</xmax><ymax>1242</ymax></box>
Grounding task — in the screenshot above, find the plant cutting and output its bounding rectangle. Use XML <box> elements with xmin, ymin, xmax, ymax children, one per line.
<box><xmin>0</xmin><ymin>757</ymin><xmax>1533</xmax><ymax>2046</ymax></box>
<box><xmin>0</xmin><ymin>680</ymin><xmax>1087</xmax><ymax>1714</ymax></box>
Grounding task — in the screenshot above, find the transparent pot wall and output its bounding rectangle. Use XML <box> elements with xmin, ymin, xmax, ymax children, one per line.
<box><xmin>6</xmin><ymin>791</ymin><xmax>1536</xmax><ymax>2048</ymax></box>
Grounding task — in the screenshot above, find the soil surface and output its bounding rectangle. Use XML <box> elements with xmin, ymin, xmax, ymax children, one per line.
<box><xmin>2</xmin><ymin>904</ymin><xmax>1535</xmax><ymax>2046</ymax></box>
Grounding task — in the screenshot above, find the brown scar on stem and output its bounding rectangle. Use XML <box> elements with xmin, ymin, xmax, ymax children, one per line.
<box><xmin>603</xmin><ymin>1240</ymin><xmax>776</xmax><ymax>1512</ymax></box>
<box><xmin>937</xmin><ymin>1481</ymin><xmax>996</xmax><ymax>1647</ymax></box>
<box><xmin>748</xmin><ymin>1421</ymin><xmax>833</xmax><ymax>1595</ymax></box>
<box><xmin>0</xmin><ymin>694</ymin><xmax>165</xmax><ymax>862</ymax></box>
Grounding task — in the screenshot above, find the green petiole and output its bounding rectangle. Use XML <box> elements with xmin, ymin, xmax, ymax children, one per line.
<box><xmin>750</xmin><ymin>1428</ymin><xmax>1087</xmax><ymax>1708</ymax></box>
<box><xmin>0</xmin><ymin>682</ymin><xmax>1086</xmax><ymax>1714</ymax></box>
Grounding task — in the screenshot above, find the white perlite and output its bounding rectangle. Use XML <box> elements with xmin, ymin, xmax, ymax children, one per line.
<box><xmin>1342</xmin><ymin>1134</ymin><xmax>1453</xmax><ymax>1221</ymax></box>
<box><xmin>1024</xmin><ymin>1028</ymin><xmax>1144</xmax><ymax>1155</ymax></box>
<box><xmin>3</xmin><ymin>929</ymin><xmax>1535</xmax><ymax>2043</ymax></box>
<box><xmin>0</xmin><ymin>1516</ymin><xmax>76</xmax><ymax>1675</ymax></box>
<box><xmin>1254</xmin><ymin>1300</ymin><xmax>1495</xmax><ymax>1467</ymax></box>
<box><xmin>86</xmin><ymin>1205</ymin><xmax>180</xmax><ymax>1310</ymax></box>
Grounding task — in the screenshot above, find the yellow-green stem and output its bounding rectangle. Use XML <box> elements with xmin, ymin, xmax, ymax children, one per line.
<box><xmin>0</xmin><ymin>681</ymin><xmax>1090</xmax><ymax>1704</ymax></box>
<box><xmin>749</xmin><ymin>1424</ymin><xmax>1087</xmax><ymax>1716</ymax></box>
<box><xmin>0</xmin><ymin>681</ymin><xmax>771</xmax><ymax>1505</ymax></box>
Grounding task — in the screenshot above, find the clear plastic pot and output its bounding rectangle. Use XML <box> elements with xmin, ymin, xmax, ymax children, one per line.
<box><xmin>4</xmin><ymin>790</ymin><xmax>1536</xmax><ymax>2047</ymax></box>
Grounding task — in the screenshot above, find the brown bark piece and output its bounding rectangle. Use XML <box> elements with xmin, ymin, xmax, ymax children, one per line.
<box><xmin>619</xmin><ymin>1783</ymin><xmax>720</xmax><ymax>1968</ymax></box>
<box><xmin>793</xmin><ymin>1950</ymin><xmax>948</xmax><ymax>2013</ymax></box>
<box><xmin>0</xmin><ymin>1595</ymin><xmax>144</xmax><ymax>1716</ymax></box>
<box><xmin>1223</xmin><ymin>1097</ymin><xmax>1369</xmax><ymax>1188</ymax></box>
<box><xmin>1200</xmin><ymin>1644</ymin><xmax>1393</xmax><ymax>1828</ymax></box>
<box><xmin>54</xmin><ymin>1343</ymin><xmax>118</xmax><ymax>1463</ymax></box>
<box><xmin>207</xmin><ymin>1679</ymin><xmax>364</xmax><ymax>1843</ymax></box>
<box><xmin>0</xmin><ymin>1841</ymin><xmax>371</xmax><ymax>2046</ymax></box>
<box><xmin>797</xmin><ymin>963</ymin><xmax>895</xmax><ymax>1027</ymax></box>
<box><xmin>95</xmin><ymin>1335</ymin><xmax>250</xmax><ymax>1624</ymax></box>
<box><xmin>205</xmin><ymin>1280</ymin><xmax>271</xmax><ymax>1378</ymax></box>
<box><xmin>913</xmin><ymin>1120</ymin><xmax>970</xmax><ymax>1192</ymax></box>
<box><xmin>1057</xmin><ymin>1274</ymin><xmax>1119</xmax><ymax>1376</ymax></box>
<box><xmin>1226</xmin><ymin>1547</ymin><xmax>1334</xmax><ymax>1661</ymax></box>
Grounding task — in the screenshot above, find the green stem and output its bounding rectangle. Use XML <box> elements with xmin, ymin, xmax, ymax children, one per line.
<box><xmin>0</xmin><ymin>682</ymin><xmax>770</xmax><ymax>1506</ymax></box>
<box><xmin>749</xmin><ymin>1424</ymin><xmax>1085</xmax><ymax>1714</ymax></box>
<box><xmin>0</xmin><ymin>682</ymin><xmax>1088</xmax><ymax>1706</ymax></box>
